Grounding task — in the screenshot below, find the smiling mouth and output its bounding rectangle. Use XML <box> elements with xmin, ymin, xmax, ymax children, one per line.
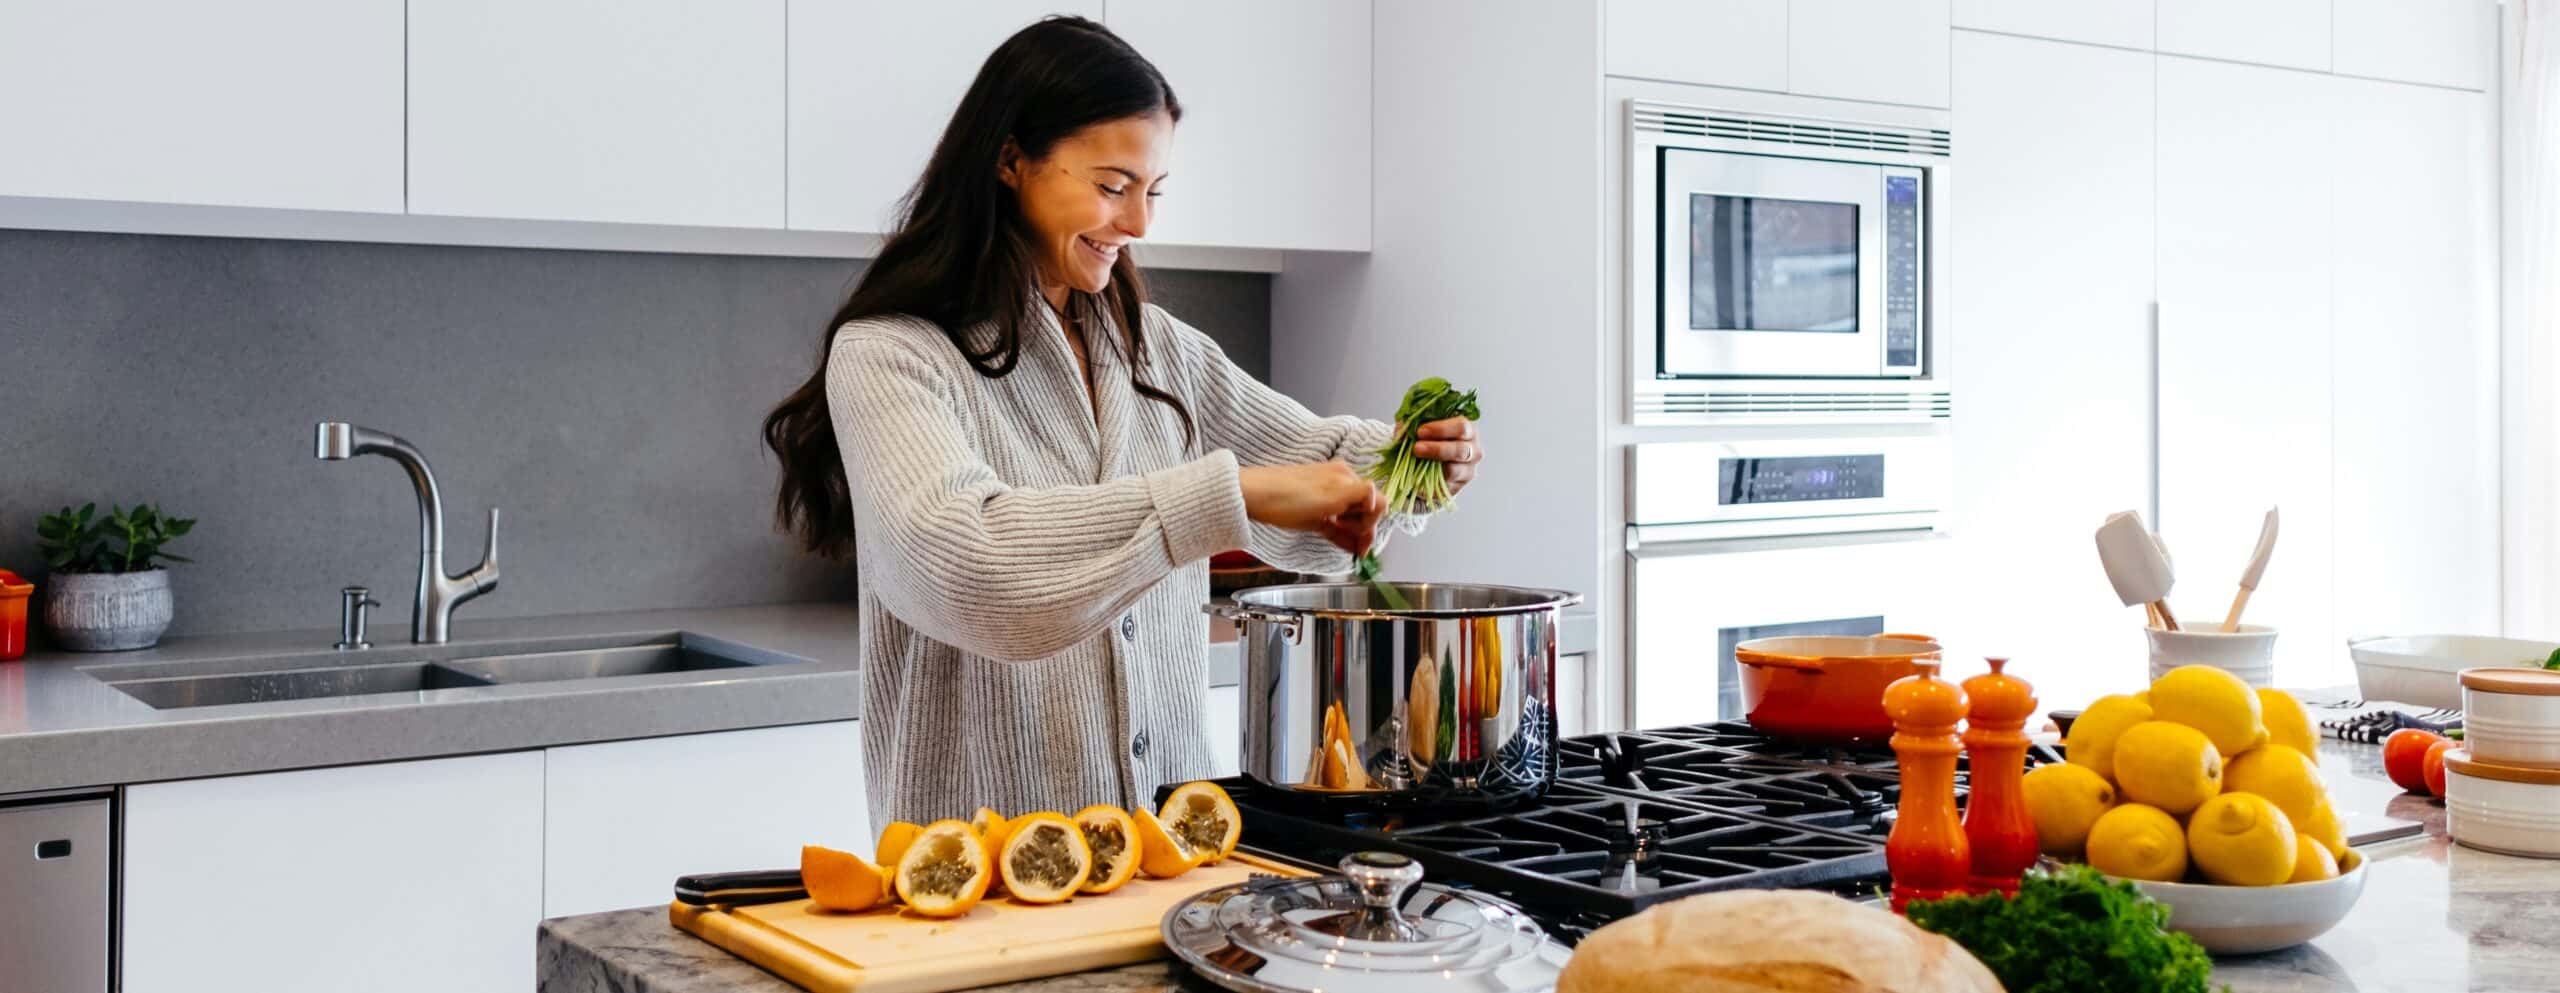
<box><xmin>1078</xmin><ymin>236</ymin><xmax>1122</xmax><ymax>263</ymax></box>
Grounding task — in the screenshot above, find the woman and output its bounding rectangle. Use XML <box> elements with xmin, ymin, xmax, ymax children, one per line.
<box><xmin>763</xmin><ymin>16</ymin><xmax>1482</xmax><ymax>825</ymax></box>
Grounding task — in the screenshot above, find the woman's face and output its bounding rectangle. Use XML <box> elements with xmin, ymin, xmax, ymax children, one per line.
<box><xmin>1002</xmin><ymin>111</ymin><xmax>1173</xmax><ymax>303</ymax></box>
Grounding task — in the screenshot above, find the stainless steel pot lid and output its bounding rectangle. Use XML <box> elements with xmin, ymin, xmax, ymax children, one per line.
<box><xmin>1226</xmin><ymin>582</ymin><xmax>1582</xmax><ymax>619</ymax></box>
<box><xmin>1162</xmin><ymin>852</ymin><xmax>1569</xmax><ymax>993</ymax></box>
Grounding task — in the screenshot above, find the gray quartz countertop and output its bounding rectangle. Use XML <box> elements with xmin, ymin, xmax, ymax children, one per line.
<box><xmin>536</xmin><ymin>732</ymin><xmax>2560</xmax><ymax>993</ymax></box>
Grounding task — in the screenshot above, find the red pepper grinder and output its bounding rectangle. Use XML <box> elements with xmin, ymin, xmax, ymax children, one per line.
<box><xmin>1961</xmin><ymin>657</ymin><xmax>2039</xmax><ymax>895</ymax></box>
<box><xmin>1884</xmin><ymin>659</ymin><xmax>1969</xmax><ymax>912</ymax></box>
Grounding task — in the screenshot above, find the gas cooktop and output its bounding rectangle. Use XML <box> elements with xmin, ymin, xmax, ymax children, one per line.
<box><xmin>1182</xmin><ymin>720</ymin><xmax>2062</xmax><ymax>944</ymax></box>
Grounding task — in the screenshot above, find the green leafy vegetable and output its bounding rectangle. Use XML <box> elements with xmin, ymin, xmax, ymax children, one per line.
<box><xmin>1903</xmin><ymin>864</ymin><xmax>2224</xmax><ymax>993</ymax></box>
<box><xmin>1353</xmin><ymin>377</ymin><xmax>1481</xmax><ymax>611</ymax></box>
<box><xmin>2542</xmin><ymin>647</ymin><xmax>2560</xmax><ymax>671</ymax></box>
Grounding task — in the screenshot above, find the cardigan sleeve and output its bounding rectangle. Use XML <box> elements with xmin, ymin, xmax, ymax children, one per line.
<box><xmin>827</xmin><ymin>325</ymin><xmax>1251</xmax><ymax>660</ymax></box>
<box><xmin>1151</xmin><ymin>306</ymin><xmax>1395</xmax><ymax>575</ymax></box>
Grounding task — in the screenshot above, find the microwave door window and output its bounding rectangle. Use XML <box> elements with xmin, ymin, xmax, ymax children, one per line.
<box><xmin>1689</xmin><ymin>194</ymin><xmax>1859</xmax><ymax>333</ymax></box>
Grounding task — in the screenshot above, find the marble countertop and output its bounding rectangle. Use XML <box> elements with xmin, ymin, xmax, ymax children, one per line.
<box><xmin>537</xmin><ymin>733</ymin><xmax>2558</xmax><ymax>993</ymax></box>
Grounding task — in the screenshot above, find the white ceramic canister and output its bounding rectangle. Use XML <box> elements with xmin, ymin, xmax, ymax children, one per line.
<box><xmin>2444</xmin><ymin>747</ymin><xmax>2560</xmax><ymax>859</ymax></box>
<box><xmin>2458</xmin><ymin>667</ymin><xmax>2560</xmax><ymax>767</ymax></box>
<box><xmin>2147</xmin><ymin>624</ymin><xmax>2278</xmax><ymax>688</ymax></box>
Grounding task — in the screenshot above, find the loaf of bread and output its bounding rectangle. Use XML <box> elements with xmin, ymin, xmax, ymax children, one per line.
<box><xmin>1554</xmin><ymin>889</ymin><xmax>2002</xmax><ymax>993</ymax></box>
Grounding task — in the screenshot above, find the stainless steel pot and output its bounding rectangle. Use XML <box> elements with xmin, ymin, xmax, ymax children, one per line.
<box><xmin>1205</xmin><ymin>582</ymin><xmax>1582</xmax><ymax>807</ymax></box>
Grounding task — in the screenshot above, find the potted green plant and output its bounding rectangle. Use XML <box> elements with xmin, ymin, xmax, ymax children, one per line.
<box><xmin>35</xmin><ymin>503</ymin><xmax>195</xmax><ymax>651</ymax></box>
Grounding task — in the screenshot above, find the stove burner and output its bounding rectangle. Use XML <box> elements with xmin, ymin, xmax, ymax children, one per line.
<box><xmin>1597</xmin><ymin>799</ymin><xmax>1667</xmax><ymax>893</ymax></box>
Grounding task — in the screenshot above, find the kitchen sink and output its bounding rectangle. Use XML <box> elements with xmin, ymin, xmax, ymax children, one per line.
<box><xmin>438</xmin><ymin>643</ymin><xmax>757</xmax><ymax>684</ymax></box>
<box><xmin>106</xmin><ymin>661</ymin><xmax>500</xmax><ymax>710</ymax></box>
<box><xmin>97</xmin><ymin>634</ymin><xmax>785</xmax><ymax>710</ymax></box>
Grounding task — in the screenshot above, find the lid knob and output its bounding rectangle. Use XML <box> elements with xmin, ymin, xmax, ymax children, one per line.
<box><xmin>1336</xmin><ymin>852</ymin><xmax>1428</xmax><ymax>942</ymax></box>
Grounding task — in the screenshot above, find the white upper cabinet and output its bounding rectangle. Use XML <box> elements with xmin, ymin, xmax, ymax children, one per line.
<box><xmin>0</xmin><ymin>0</ymin><xmax>402</xmax><ymax>212</ymax></box>
<box><xmin>2157</xmin><ymin>0</ymin><xmax>2330</xmax><ymax>72</ymax></box>
<box><xmin>544</xmin><ymin>722</ymin><xmax>869</xmax><ymax>918</ymax></box>
<box><xmin>2155</xmin><ymin>56</ymin><xmax>2338</xmax><ymax>686</ymax></box>
<box><xmin>788</xmin><ymin>1</ymin><xmax>1096</xmax><ymax>233</ymax></box>
<box><xmin>1942</xmin><ymin>31</ymin><xmax>2154</xmax><ymax>712</ymax></box>
<box><xmin>2328</xmin><ymin>76</ymin><xmax>2499</xmax><ymax>642</ymax></box>
<box><xmin>1605</xmin><ymin>0</ymin><xmax>1789</xmax><ymax>93</ymax></box>
<box><xmin>2334</xmin><ymin>0</ymin><xmax>2496</xmax><ymax>90</ymax></box>
<box><xmin>122</xmin><ymin>753</ymin><xmax>543</xmax><ymax>993</ymax></box>
<box><xmin>408</xmin><ymin>0</ymin><xmax>786</xmax><ymax>228</ymax></box>
<box><xmin>1105</xmin><ymin>0</ymin><xmax>1371</xmax><ymax>251</ymax></box>
<box><xmin>1788</xmin><ymin>0</ymin><xmax>1952</xmax><ymax>107</ymax></box>
<box><xmin>1952</xmin><ymin>0</ymin><xmax>2152</xmax><ymax>49</ymax></box>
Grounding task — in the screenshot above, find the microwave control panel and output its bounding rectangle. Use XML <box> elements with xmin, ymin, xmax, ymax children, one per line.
<box><xmin>1883</xmin><ymin>174</ymin><xmax>1922</xmax><ymax>371</ymax></box>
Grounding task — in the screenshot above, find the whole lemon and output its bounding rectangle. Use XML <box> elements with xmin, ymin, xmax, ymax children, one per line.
<box><xmin>2149</xmin><ymin>665</ymin><xmax>2264</xmax><ymax>756</ymax></box>
<box><xmin>2225</xmin><ymin>745</ymin><xmax>2328</xmax><ymax>828</ymax></box>
<box><xmin>2066</xmin><ymin>693</ymin><xmax>2155</xmax><ymax>781</ymax></box>
<box><xmin>2023</xmin><ymin>763</ymin><xmax>2118</xmax><ymax>856</ymax></box>
<box><xmin>2087</xmin><ymin>803</ymin><xmax>2189</xmax><ymax>882</ymax></box>
<box><xmin>2189</xmin><ymin>792</ymin><xmax>2299</xmax><ymax>886</ymax></box>
<box><xmin>2296</xmin><ymin>801</ymin><xmax>2350</xmax><ymax>859</ymax></box>
<box><xmin>2259</xmin><ymin>688</ymin><xmax>2318</xmax><ymax>763</ymax></box>
<box><xmin>2113</xmin><ymin>720</ymin><xmax>2224</xmax><ymax>815</ymax></box>
<box><xmin>2288</xmin><ymin>833</ymin><xmax>2340</xmax><ymax>883</ymax></box>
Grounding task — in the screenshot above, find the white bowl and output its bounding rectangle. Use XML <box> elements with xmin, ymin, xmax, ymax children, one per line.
<box><xmin>2119</xmin><ymin>850</ymin><xmax>2367</xmax><ymax>955</ymax></box>
<box><xmin>2445</xmin><ymin>748</ymin><xmax>2560</xmax><ymax>858</ymax></box>
<box><xmin>2459</xmin><ymin>668</ymin><xmax>2560</xmax><ymax>768</ymax></box>
<box><xmin>2348</xmin><ymin>635</ymin><xmax>2560</xmax><ymax>711</ymax></box>
<box><xmin>2147</xmin><ymin>625</ymin><xmax>2278</xmax><ymax>689</ymax></box>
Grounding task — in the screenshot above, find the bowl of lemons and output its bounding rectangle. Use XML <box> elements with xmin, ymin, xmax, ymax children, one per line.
<box><xmin>2024</xmin><ymin>664</ymin><xmax>2365</xmax><ymax>954</ymax></box>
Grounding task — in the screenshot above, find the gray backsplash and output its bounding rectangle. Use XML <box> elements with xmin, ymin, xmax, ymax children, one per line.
<box><xmin>0</xmin><ymin>228</ymin><xmax>1270</xmax><ymax>642</ymax></box>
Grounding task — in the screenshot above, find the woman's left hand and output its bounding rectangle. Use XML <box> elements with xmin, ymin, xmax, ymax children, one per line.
<box><xmin>1411</xmin><ymin>417</ymin><xmax>1484</xmax><ymax>496</ymax></box>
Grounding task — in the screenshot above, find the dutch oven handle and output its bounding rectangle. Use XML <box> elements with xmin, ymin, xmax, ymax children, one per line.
<box><xmin>1735</xmin><ymin>653</ymin><xmax>1826</xmax><ymax>673</ymax></box>
<box><xmin>1881</xmin><ymin>632</ymin><xmax>1945</xmax><ymax>657</ymax></box>
<box><xmin>1203</xmin><ymin>602</ymin><xmax>1305</xmax><ymax>644</ymax></box>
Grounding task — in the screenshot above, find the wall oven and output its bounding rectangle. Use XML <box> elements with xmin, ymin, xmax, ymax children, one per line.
<box><xmin>1624</xmin><ymin>429</ymin><xmax>1950</xmax><ymax>729</ymax></box>
<box><xmin>1628</xmin><ymin>100</ymin><xmax>1952</xmax><ymax>416</ymax></box>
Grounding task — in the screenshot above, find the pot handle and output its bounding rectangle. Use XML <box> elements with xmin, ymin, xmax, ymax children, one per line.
<box><xmin>1735</xmin><ymin>653</ymin><xmax>1826</xmax><ymax>673</ymax></box>
<box><xmin>1203</xmin><ymin>602</ymin><xmax>1304</xmax><ymax>644</ymax></box>
<box><xmin>1880</xmin><ymin>632</ymin><xmax>1938</xmax><ymax>643</ymax></box>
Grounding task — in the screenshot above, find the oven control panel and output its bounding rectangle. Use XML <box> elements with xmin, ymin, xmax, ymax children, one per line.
<box><xmin>1717</xmin><ymin>455</ymin><xmax>1885</xmax><ymax>505</ymax></box>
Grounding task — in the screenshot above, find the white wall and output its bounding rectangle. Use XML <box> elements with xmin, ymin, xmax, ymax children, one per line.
<box><xmin>1271</xmin><ymin>1</ymin><xmax>1606</xmax><ymax>604</ymax></box>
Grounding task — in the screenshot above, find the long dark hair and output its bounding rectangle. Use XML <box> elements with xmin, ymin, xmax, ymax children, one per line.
<box><xmin>764</xmin><ymin>15</ymin><xmax>1189</xmax><ymax>559</ymax></box>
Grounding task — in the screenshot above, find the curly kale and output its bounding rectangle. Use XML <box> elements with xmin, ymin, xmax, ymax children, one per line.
<box><xmin>1904</xmin><ymin>864</ymin><xmax>2225</xmax><ymax>993</ymax></box>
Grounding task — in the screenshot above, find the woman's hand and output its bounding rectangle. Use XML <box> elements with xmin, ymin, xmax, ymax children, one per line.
<box><xmin>1240</xmin><ymin>462</ymin><xmax>1386</xmax><ymax>555</ymax></box>
<box><xmin>1410</xmin><ymin>417</ymin><xmax>1484</xmax><ymax>495</ymax></box>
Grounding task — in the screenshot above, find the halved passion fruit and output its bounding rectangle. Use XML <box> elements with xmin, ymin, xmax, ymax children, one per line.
<box><xmin>969</xmin><ymin>807</ymin><xmax>1013</xmax><ymax>893</ymax></box>
<box><xmin>1133</xmin><ymin>805</ymin><xmax>1204</xmax><ymax>879</ymax></box>
<box><xmin>997</xmin><ymin>812</ymin><xmax>1093</xmax><ymax>904</ymax></box>
<box><xmin>800</xmin><ymin>844</ymin><xmax>886</xmax><ymax>913</ymax></box>
<box><xmin>1073</xmin><ymin>804</ymin><xmax>1142</xmax><ymax>895</ymax></box>
<box><xmin>873</xmin><ymin>821</ymin><xmax>922</xmax><ymax>873</ymax></box>
<box><xmin>892</xmin><ymin>819</ymin><xmax>992</xmax><ymax>917</ymax></box>
<box><xmin>1159</xmin><ymin>781</ymin><xmax>1243</xmax><ymax>864</ymax></box>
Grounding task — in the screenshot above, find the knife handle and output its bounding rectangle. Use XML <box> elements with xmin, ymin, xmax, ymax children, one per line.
<box><xmin>674</xmin><ymin>868</ymin><xmax>806</xmax><ymax>906</ymax></box>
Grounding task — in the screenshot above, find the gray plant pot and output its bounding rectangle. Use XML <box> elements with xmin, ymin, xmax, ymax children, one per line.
<box><xmin>46</xmin><ymin>569</ymin><xmax>174</xmax><ymax>651</ymax></box>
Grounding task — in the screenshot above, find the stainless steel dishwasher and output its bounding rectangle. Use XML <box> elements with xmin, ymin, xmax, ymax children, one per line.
<box><xmin>0</xmin><ymin>793</ymin><xmax>110</xmax><ymax>993</ymax></box>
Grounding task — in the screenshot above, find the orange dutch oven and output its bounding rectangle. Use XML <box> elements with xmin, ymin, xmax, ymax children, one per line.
<box><xmin>1734</xmin><ymin>634</ymin><xmax>1943</xmax><ymax>743</ymax></box>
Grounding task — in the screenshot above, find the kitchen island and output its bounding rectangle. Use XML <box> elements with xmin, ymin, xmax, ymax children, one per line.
<box><xmin>536</xmin><ymin>734</ymin><xmax>2560</xmax><ymax>993</ymax></box>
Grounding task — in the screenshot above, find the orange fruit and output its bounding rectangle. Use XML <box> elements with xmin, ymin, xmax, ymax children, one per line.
<box><xmin>1134</xmin><ymin>805</ymin><xmax>1205</xmax><ymax>879</ymax></box>
<box><xmin>874</xmin><ymin>821</ymin><xmax>922</xmax><ymax>872</ymax></box>
<box><xmin>892</xmin><ymin>819</ymin><xmax>992</xmax><ymax>917</ymax></box>
<box><xmin>1159</xmin><ymin>781</ymin><xmax>1243</xmax><ymax>864</ymax></box>
<box><xmin>800</xmin><ymin>845</ymin><xmax>886</xmax><ymax>913</ymax></box>
<box><xmin>970</xmin><ymin>807</ymin><xmax>1012</xmax><ymax>894</ymax></box>
<box><xmin>1073</xmin><ymin>804</ymin><xmax>1142</xmax><ymax>895</ymax></box>
<box><xmin>998</xmin><ymin>812</ymin><xmax>1093</xmax><ymax>904</ymax></box>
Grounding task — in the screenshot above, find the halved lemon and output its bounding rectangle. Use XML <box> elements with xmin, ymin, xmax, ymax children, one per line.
<box><xmin>998</xmin><ymin>812</ymin><xmax>1093</xmax><ymax>904</ymax></box>
<box><xmin>873</xmin><ymin>821</ymin><xmax>922</xmax><ymax>873</ymax></box>
<box><xmin>969</xmin><ymin>807</ymin><xmax>1012</xmax><ymax>893</ymax></box>
<box><xmin>1074</xmin><ymin>804</ymin><xmax>1142</xmax><ymax>895</ymax></box>
<box><xmin>892</xmin><ymin>819</ymin><xmax>992</xmax><ymax>917</ymax></box>
<box><xmin>1159</xmin><ymin>782</ymin><xmax>1243</xmax><ymax>864</ymax></box>
<box><xmin>1133</xmin><ymin>805</ymin><xmax>1204</xmax><ymax>879</ymax></box>
<box><xmin>800</xmin><ymin>844</ymin><xmax>886</xmax><ymax>913</ymax></box>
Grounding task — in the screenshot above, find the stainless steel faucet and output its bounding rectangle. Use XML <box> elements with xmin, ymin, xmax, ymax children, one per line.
<box><xmin>315</xmin><ymin>422</ymin><xmax>500</xmax><ymax>644</ymax></box>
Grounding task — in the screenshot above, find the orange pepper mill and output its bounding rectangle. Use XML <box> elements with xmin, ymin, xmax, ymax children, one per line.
<box><xmin>1961</xmin><ymin>657</ymin><xmax>2039</xmax><ymax>894</ymax></box>
<box><xmin>1884</xmin><ymin>659</ymin><xmax>1970</xmax><ymax>912</ymax></box>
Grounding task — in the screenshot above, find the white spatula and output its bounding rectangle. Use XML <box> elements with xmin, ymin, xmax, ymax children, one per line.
<box><xmin>2096</xmin><ymin>510</ymin><xmax>2179</xmax><ymax>631</ymax></box>
<box><xmin>2221</xmin><ymin>507</ymin><xmax>2279</xmax><ymax>632</ymax></box>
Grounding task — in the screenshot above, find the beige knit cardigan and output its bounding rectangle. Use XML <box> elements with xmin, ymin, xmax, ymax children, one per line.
<box><xmin>824</xmin><ymin>301</ymin><xmax>1390</xmax><ymax>825</ymax></box>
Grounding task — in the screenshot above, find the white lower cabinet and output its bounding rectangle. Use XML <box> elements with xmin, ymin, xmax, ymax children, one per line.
<box><xmin>543</xmin><ymin>721</ymin><xmax>868</xmax><ymax>918</ymax></box>
<box><xmin>122</xmin><ymin>752</ymin><xmax>545</xmax><ymax>993</ymax></box>
<box><xmin>1206</xmin><ymin>685</ymin><xmax>1241</xmax><ymax>777</ymax></box>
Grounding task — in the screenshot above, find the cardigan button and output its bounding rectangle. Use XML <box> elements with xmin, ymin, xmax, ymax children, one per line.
<box><xmin>1121</xmin><ymin>614</ymin><xmax>1138</xmax><ymax>642</ymax></box>
<box><xmin>1131</xmin><ymin>730</ymin><xmax>1150</xmax><ymax>759</ymax></box>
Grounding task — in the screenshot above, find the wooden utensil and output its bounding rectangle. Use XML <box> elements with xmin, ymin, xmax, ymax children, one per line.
<box><xmin>2222</xmin><ymin>507</ymin><xmax>2280</xmax><ymax>632</ymax></box>
<box><xmin>2096</xmin><ymin>511</ymin><xmax>2179</xmax><ymax>631</ymax></box>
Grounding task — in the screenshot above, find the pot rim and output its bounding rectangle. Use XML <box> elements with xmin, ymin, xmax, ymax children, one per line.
<box><xmin>1222</xmin><ymin>581</ymin><xmax>1583</xmax><ymax>620</ymax></box>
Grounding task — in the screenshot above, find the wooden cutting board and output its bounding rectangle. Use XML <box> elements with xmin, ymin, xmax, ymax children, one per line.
<box><xmin>668</xmin><ymin>853</ymin><xmax>1309</xmax><ymax>993</ymax></box>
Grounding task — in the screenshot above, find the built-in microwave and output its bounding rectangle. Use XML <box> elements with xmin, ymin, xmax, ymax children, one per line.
<box><xmin>1629</xmin><ymin>101</ymin><xmax>1948</xmax><ymax>384</ymax></box>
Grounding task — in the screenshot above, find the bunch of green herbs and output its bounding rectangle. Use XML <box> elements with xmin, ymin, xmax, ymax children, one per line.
<box><xmin>1902</xmin><ymin>864</ymin><xmax>2224</xmax><ymax>993</ymax></box>
<box><xmin>1352</xmin><ymin>377</ymin><xmax>1481</xmax><ymax>610</ymax></box>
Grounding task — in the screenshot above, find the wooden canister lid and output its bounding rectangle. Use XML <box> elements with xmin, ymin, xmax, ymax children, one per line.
<box><xmin>2446</xmin><ymin>748</ymin><xmax>2560</xmax><ymax>786</ymax></box>
<box><xmin>2460</xmin><ymin>666</ymin><xmax>2560</xmax><ymax>697</ymax></box>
